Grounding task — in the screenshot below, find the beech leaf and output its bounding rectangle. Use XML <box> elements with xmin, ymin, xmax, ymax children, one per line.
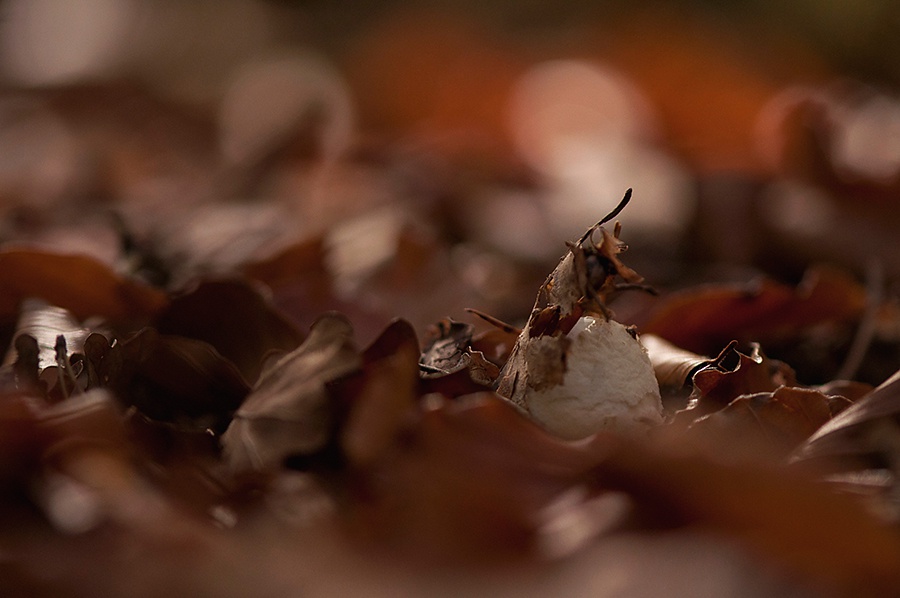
<box><xmin>0</xmin><ymin>248</ymin><xmax>167</xmax><ymax>325</ymax></box>
<box><xmin>641</xmin><ymin>333</ymin><xmax>710</xmax><ymax>389</ymax></box>
<box><xmin>155</xmin><ymin>279</ymin><xmax>302</xmax><ymax>384</ymax></box>
<box><xmin>116</xmin><ymin>329</ymin><xmax>249</xmax><ymax>428</ymax></box>
<box><xmin>589</xmin><ymin>432</ymin><xmax>900</xmax><ymax>597</ymax></box>
<box><xmin>638</xmin><ymin>266</ymin><xmax>866</xmax><ymax>355</ymax></box>
<box><xmin>350</xmin><ymin>393</ymin><xmax>602</xmax><ymax>562</ymax></box>
<box><xmin>419</xmin><ymin>319</ymin><xmax>474</xmax><ymax>375</ymax></box>
<box><xmin>675</xmin><ymin>341</ymin><xmax>796</xmax><ymax>424</ymax></box>
<box><xmin>689</xmin><ymin>386</ymin><xmax>852</xmax><ymax>455</ymax></box>
<box><xmin>419</xmin><ymin>318</ymin><xmax>500</xmax><ymax>389</ymax></box>
<box><xmin>793</xmin><ymin>369</ymin><xmax>900</xmax><ymax>472</ymax></box>
<box><xmin>341</xmin><ymin>330</ymin><xmax>420</xmax><ymax>467</ymax></box>
<box><xmin>222</xmin><ymin>313</ymin><xmax>361</xmax><ymax>473</ymax></box>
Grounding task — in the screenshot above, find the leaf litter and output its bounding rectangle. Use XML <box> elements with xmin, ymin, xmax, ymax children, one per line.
<box><xmin>1</xmin><ymin>180</ymin><xmax>900</xmax><ymax>597</ymax></box>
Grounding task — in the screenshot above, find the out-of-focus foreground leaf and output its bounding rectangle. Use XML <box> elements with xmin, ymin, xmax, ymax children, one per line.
<box><xmin>590</xmin><ymin>431</ymin><xmax>900</xmax><ymax>597</ymax></box>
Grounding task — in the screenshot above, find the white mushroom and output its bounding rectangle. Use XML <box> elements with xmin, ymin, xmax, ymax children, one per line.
<box><xmin>523</xmin><ymin>316</ymin><xmax>661</xmax><ymax>439</ymax></box>
<box><xmin>496</xmin><ymin>191</ymin><xmax>662</xmax><ymax>438</ymax></box>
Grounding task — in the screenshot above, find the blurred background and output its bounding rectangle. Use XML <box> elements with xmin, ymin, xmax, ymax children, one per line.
<box><xmin>1</xmin><ymin>0</ymin><xmax>900</xmax><ymax>341</ymax></box>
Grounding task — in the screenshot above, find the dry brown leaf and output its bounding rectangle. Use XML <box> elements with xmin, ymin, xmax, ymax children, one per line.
<box><xmin>469</xmin><ymin>325</ymin><xmax>519</xmax><ymax>367</ymax></box>
<box><xmin>349</xmin><ymin>392</ymin><xmax>601</xmax><ymax>563</ymax></box>
<box><xmin>341</xmin><ymin>335</ymin><xmax>420</xmax><ymax>468</ymax></box>
<box><xmin>419</xmin><ymin>318</ymin><xmax>500</xmax><ymax>388</ymax></box>
<box><xmin>419</xmin><ymin>319</ymin><xmax>474</xmax><ymax>375</ymax></box>
<box><xmin>589</xmin><ymin>431</ymin><xmax>900</xmax><ymax>597</ymax></box>
<box><xmin>690</xmin><ymin>386</ymin><xmax>852</xmax><ymax>456</ymax></box>
<box><xmin>222</xmin><ymin>313</ymin><xmax>361</xmax><ymax>473</ymax></box>
<box><xmin>641</xmin><ymin>333</ymin><xmax>710</xmax><ymax>389</ymax></box>
<box><xmin>116</xmin><ymin>329</ymin><xmax>249</xmax><ymax>429</ymax></box>
<box><xmin>639</xmin><ymin>266</ymin><xmax>867</xmax><ymax>355</ymax></box>
<box><xmin>675</xmin><ymin>341</ymin><xmax>796</xmax><ymax>423</ymax></box>
<box><xmin>155</xmin><ymin>279</ymin><xmax>302</xmax><ymax>384</ymax></box>
<box><xmin>361</xmin><ymin>318</ymin><xmax>420</xmax><ymax>365</ymax></box>
<box><xmin>793</xmin><ymin>369</ymin><xmax>900</xmax><ymax>472</ymax></box>
<box><xmin>0</xmin><ymin>248</ymin><xmax>167</xmax><ymax>325</ymax></box>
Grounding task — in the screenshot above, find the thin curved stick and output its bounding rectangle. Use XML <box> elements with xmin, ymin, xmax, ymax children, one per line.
<box><xmin>578</xmin><ymin>188</ymin><xmax>633</xmax><ymax>245</ymax></box>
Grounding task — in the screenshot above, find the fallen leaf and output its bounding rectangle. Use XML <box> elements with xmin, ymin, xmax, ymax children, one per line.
<box><xmin>155</xmin><ymin>279</ymin><xmax>302</xmax><ymax>384</ymax></box>
<box><xmin>81</xmin><ymin>332</ymin><xmax>123</xmax><ymax>390</ymax></box>
<box><xmin>419</xmin><ymin>318</ymin><xmax>474</xmax><ymax>375</ymax></box>
<box><xmin>0</xmin><ymin>248</ymin><xmax>167</xmax><ymax>325</ymax></box>
<box><xmin>589</xmin><ymin>431</ymin><xmax>900</xmax><ymax>597</ymax></box>
<box><xmin>638</xmin><ymin>266</ymin><xmax>867</xmax><ymax>355</ymax></box>
<box><xmin>222</xmin><ymin>313</ymin><xmax>361</xmax><ymax>473</ymax></box>
<box><xmin>641</xmin><ymin>333</ymin><xmax>710</xmax><ymax>390</ymax></box>
<box><xmin>467</xmin><ymin>308</ymin><xmax>520</xmax><ymax>366</ymax></box>
<box><xmin>793</xmin><ymin>369</ymin><xmax>900</xmax><ymax>472</ymax></box>
<box><xmin>361</xmin><ymin>318</ymin><xmax>420</xmax><ymax>365</ymax></box>
<box><xmin>676</xmin><ymin>341</ymin><xmax>796</xmax><ymax>423</ymax></box>
<box><xmin>419</xmin><ymin>318</ymin><xmax>500</xmax><ymax>387</ymax></box>
<box><xmin>116</xmin><ymin>328</ymin><xmax>249</xmax><ymax>429</ymax></box>
<box><xmin>341</xmin><ymin>330</ymin><xmax>420</xmax><ymax>467</ymax></box>
<box><xmin>348</xmin><ymin>392</ymin><xmax>602</xmax><ymax>563</ymax></box>
<box><xmin>689</xmin><ymin>386</ymin><xmax>852</xmax><ymax>456</ymax></box>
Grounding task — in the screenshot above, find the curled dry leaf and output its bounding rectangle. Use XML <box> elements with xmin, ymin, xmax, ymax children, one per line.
<box><xmin>82</xmin><ymin>333</ymin><xmax>123</xmax><ymax>389</ymax></box>
<box><xmin>793</xmin><ymin>369</ymin><xmax>900</xmax><ymax>473</ymax></box>
<box><xmin>638</xmin><ymin>266</ymin><xmax>866</xmax><ymax>355</ymax></box>
<box><xmin>419</xmin><ymin>319</ymin><xmax>474</xmax><ymax>375</ymax></box>
<box><xmin>419</xmin><ymin>318</ymin><xmax>501</xmax><ymax>387</ymax></box>
<box><xmin>496</xmin><ymin>192</ymin><xmax>662</xmax><ymax>439</ymax></box>
<box><xmin>361</xmin><ymin>318</ymin><xmax>420</xmax><ymax>365</ymax></box>
<box><xmin>5</xmin><ymin>301</ymin><xmax>91</xmax><ymax>372</ymax></box>
<box><xmin>689</xmin><ymin>386</ymin><xmax>852</xmax><ymax>456</ymax></box>
<box><xmin>641</xmin><ymin>333</ymin><xmax>710</xmax><ymax>390</ymax></box>
<box><xmin>0</xmin><ymin>248</ymin><xmax>167</xmax><ymax>325</ymax></box>
<box><xmin>155</xmin><ymin>279</ymin><xmax>302</xmax><ymax>384</ymax></box>
<box><xmin>675</xmin><ymin>341</ymin><xmax>796</xmax><ymax>424</ymax></box>
<box><xmin>341</xmin><ymin>327</ymin><xmax>420</xmax><ymax>467</ymax></box>
<box><xmin>222</xmin><ymin>313</ymin><xmax>361</xmax><ymax>473</ymax></box>
<box><xmin>116</xmin><ymin>329</ymin><xmax>249</xmax><ymax>429</ymax></box>
<box><xmin>469</xmin><ymin>326</ymin><xmax>519</xmax><ymax>367</ymax></box>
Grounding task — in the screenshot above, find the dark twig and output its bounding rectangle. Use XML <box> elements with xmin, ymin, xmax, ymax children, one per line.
<box><xmin>418</xmin><ymin>363</ymin><xmax>449</xmax><ymax>374</ymax></box>
<box><xmin>614</xmin><ymin>282</ymin><xmax>659</xmax><ymax>296</ymax></box>
<box><xmin>465</xmin><ymin>308</ymin><xmax>521</xmax><ymax>334</ymax></box>
<box><xmin>578</xmin><ymin>188</ymin><xmax>633</xmax><ymax>245</ymax></box>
